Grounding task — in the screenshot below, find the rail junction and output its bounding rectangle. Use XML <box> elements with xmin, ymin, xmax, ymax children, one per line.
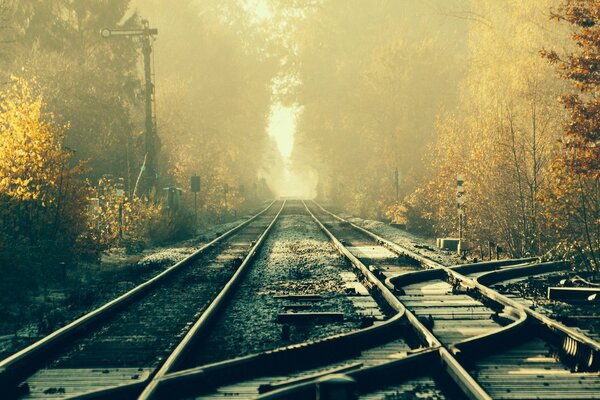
<box><xmin>1</xmin><ymin>200</ymin><xmax>599</xmax><ymax>399</ymax></box>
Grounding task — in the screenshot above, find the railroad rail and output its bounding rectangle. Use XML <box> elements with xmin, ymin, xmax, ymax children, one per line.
<box><xmin>128</xmin><ymin>200</ymin><xmax>600</xmax><ymax>400</ymax></box>
<box><xmin>107</xmin><ymin>201</ymin><xmax>497</xmax><ymax>400</ymax></box>
<box><xmin>315</xmin><ymin>201</ymin><xmax>600</xmax><ymax>399</ymax></box>
<box><xmin>475</xmin><ymin>262</ymin><xmax>600</xmax><ymax>360</ymax></box>
<box><xmin>0</xmin><ymin>200</ymin><xmax>285</xmax><ymax>399</ymax></box>
<box><xmin>3</xmin><ymin>199</ymin><xmax>600</xmax><ymax>399</ymax></box>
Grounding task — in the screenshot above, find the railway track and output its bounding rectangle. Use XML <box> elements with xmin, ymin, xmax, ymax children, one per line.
<box><xmin>178</xmin><ymin>199</ymin><xmax>385</xmax><ymax>369</ymax></box>
<box><xmin>0</xmin><ymin>200</ymin><xmax>285</xmax><ymax>399</ymax></box>
<box><xmin>135</xmin><ymin>201</ymin><xmax>599</xmax><ymax>400</ymax></box>
<box><xmin>477</xmin><ymin>264</ymin><xmax>600</xmax><ymax>342</ymax></box>
<box><xmin>109</xmin><ymin>201</ymin><xmax>488</xmax><ymax>400</ymax></box>
<box><xmin>3</xmin><ymin>199</ymin><xmax>600</xmax><ymax>399</ymax></box>
<box><xmin>323</xmin><ymin>201</ymin><xmax>600</xmax><ymax>399</ymax></box>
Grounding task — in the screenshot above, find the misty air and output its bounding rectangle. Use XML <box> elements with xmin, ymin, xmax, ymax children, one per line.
<box><xmin>0</xmin><ymin>1</ymin><xmax>599</xmax><ymax>399</ymax></box>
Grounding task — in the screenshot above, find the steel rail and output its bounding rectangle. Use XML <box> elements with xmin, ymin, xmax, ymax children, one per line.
<box><xmin>450</xmin><ymin>267</ymin><xmax>600</xmax><ymax>362</ymax></box>
<box><xmin>304</xmin><ymin>201</ymin><xmax>492</xmax><ymax>400</ymax></box>
<box><xmin>325</xmin><ymin>210</ymin><xmax>440</xmax><ymax>270</ymax></box>
<box><xmin>385</xmin><ymin>267</ymin><xmax>530</xmax><ymax>360</ymax></box>
<box><xmin>473</xmin><ymin>262</ymin><xmax>600</xmax><ymax>369</ymax></box>
<box><xmin>0</xmin><ymin>200</ymin><xmax>277</xmax><ymax>393</ymax></box>
<box><xmin>449</xmin><ymin>305</ymin><xmax>527</xmax><ymax>359</ymax></box>
<box><xmin>338</xmin><ymin>195</ymin><xmax>600</xmax><ymax>368</ymax></box>
<box><xmin>387</xmin><ymin>254</ymin><xmax>600</xmax><ymax>374</ymax></box>
<box><xmin>255</xmin><ymin>348</ymin><xmax>440</xmax><ymax>400</ymax></box>
<box><xmin>136</xmin><ymin>312</ymin><xmax>408</xmax><ymax>399</ymax></box>
<box><xmin>302</xmin><ymin>201</ymin><xmax>438</xmax><ymax>348</ymax></box>
<box><xmin>474</xmin><ymin>261</ymin><xmax>571</xmax><ymax>287</ymax></box>
<box><xmin>450</xmin><ymin>258</ymin><xmax>540</xmax><ymax>275</ymax></box>
<box><xmin>62</xmin><ymin>199</ymin><xmax>419</xmax><ymax>400</ymax></box>
<box><xmin>136</xmin><ymin>200</ymin><xmax>287</xmax><ymax>399</ymax></box>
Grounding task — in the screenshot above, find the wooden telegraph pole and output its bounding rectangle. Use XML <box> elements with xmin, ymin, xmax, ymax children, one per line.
<box><xmin>101</xmin><ymin>20</ymin><xmax>159</xmax><ymax>198</ymax></box>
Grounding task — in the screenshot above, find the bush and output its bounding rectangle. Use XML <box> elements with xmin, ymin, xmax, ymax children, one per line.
<box><xmin>0</xmin><ymin>77</ymin><xmax>90</xmax><ymax>255</ymax></box>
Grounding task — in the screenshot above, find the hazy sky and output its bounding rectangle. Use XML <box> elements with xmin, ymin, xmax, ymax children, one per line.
<box><xmin>267</xmin><ymin>103</ymin><xmax>298</xmax><ymax>159</ymax></box>
<box><xmin>249</xmin><ymin>1</ymin><xmax>298</xmax><ymax>162</ymax></box>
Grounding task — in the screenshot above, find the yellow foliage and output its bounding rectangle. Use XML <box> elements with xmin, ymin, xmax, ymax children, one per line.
<box><xmin>0</xmin><ymin>77</ymin><xmax>89</xmax><ymax>253</ymax></box>
<box><xmin>540</xmin><ymin>156</ymin><xmax>600</xmax><ymax>269</ymax></box>
<box><xmin>80</xmin><ymin>177</ymin><xmax>164</xmax><ymax>252</ymax></box>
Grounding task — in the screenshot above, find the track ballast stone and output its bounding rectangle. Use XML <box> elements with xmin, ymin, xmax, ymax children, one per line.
<box><xmin>190</xmin><ymin>213</ymin><xmax>375</xmax><ymax>367</ymax></box>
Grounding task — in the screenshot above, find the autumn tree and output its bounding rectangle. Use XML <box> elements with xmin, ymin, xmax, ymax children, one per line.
<box><xmin>77</xmin><ymin>176</ymin><xmax>169</xmax><ymax>255</ymax></box>
<box><xmin>0</xmin><ymin>78</ymin><xmax>89</xmax><ymax>300</ymax></box>
<box><xmin>540</xmin><ymin>158</ymin><xmax>599</xmax><ymax>269</ymax></box>
<box><xmin>2</xmin><ymin>0</ymin><xmax>143</xmax><ymax>188</ymax></box>
<box><xmin>543</xmin><ymin>0</ymin><xmax>600</xmax><ymax>177</ymax></box>
<box><xmin>540</xmin><ymin>0</ymin><xmax>600</xmax><ymax>269</ymax></box>
<box><xmin>406</xmin><ymin>0</ymin><xmax>571</xmax><ymax>259</ymax></box>
<box><xmin>289</xmin><ymin>0</ymin><xmax>469</xmax><ymax>218</ymax></box>
<box><xmin>0</xmin><ymin>77</ymin><xmax>89</xmax><ymax>247</ymax></box>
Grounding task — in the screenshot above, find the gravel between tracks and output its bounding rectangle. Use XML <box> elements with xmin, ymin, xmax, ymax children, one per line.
<box><xmin>190</xmin><ymin>213</ymin><xmax>371</xmax><ymax>366</ymax></box>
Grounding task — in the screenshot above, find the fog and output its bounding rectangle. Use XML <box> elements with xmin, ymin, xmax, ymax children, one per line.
<box><xmin>265</xmin><ymin>103</ymin><xmax>316</xmax><ymax>198</ymax></box>
<box><xmin>2</xmin><ymin>3</ymin><xmax>600</xmax><ymax>397</ymax></box>
<box><xmin>1</xmin><ymin>0</ymin><xmax>597</xmax><ymax>262</ymax></box>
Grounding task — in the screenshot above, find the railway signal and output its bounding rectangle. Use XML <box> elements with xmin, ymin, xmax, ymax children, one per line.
<box><xmin>394</xmin><ymin>168</ymin><xmax>400</xmax><ymax>202</ymax></box>
<box><xmin>456</xmin><ymin>174</ymin><xmax>465</xmax><ymax>247</ymax></box>
<box><xmin>101</xmin><ymin>20</ymin><xmax>159</xmax><ymax>198</ymax></box>
<box><xmin>191</xmin><ymin>175</ymin><xmax>201</xmax><ymax>231</ymax></box>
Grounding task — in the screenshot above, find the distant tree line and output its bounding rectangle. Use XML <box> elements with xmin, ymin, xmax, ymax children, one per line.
<box><xmin>288</xmin><ymin>0</ymin><xmax>598</xmax><ymax>269</ymax></box>
<box><xmin>0</xmin><ymin>0</ymin><xmax>282</xmax><ymax>297</ymax></box>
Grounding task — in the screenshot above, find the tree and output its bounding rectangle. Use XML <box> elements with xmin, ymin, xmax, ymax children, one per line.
<box><xmin>540</xmin><ymin>157</ymin><xmax>599</xmax><ymax>269</ymax></box>
<box><xmin>289</xmin><ymin>0</ymin><xmax>469</xmax><ymax>218</ymax></box>
<box><xmin>543</xmin><ymin>0</ymin><xmax>600</xmax><ymax>178</ymax></box>
<box><xmin>2</xmin><ymin>0</ymin><xmax>143</xmax><ymax>187</ymax></box>
<box><xmin>0</xmin><ymin>77</ymin><xmax>88</xmax><ymax>256</ymax></box>
<box><xmin>539</xmin><ymin>0</ymin><xmax>600</xmax><ymax>269</ymax></box>
<box><xmin>407</xmin><ymin>0</ymin><xmax>570</xmax><ymax>259</ymax></box>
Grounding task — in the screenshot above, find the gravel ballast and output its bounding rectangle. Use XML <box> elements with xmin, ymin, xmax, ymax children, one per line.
<box><xmin>0</xmin><ymin>216</ymin><xmax>256</xmax><ymax>360</ymax></box>
<box><xmin>190</xmin><ymin>212</ymin><xmax>379</xmax><ymax>366</ymax></box>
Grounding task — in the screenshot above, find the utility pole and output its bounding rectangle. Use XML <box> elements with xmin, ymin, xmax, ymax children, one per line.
<box><xmin>101</xmin><ymin>20</ymin><xmax>159</xmax><ymax>198</ymax></box>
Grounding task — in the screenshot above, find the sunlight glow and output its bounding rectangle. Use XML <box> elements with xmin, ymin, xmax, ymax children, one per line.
<box><xmin>243</xmin><ymin>0</ymin><xmax>273</xmax><ymax>21</ymax></box>
<box><xmin>267</xmin><ymin>103</ymin><xmax>298</xmax><ymax>159</ymax></box>
<box><xmin>265</xmin><ymin>103</ymin><xmax>316</xmax><ymax>198</ymax></box>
